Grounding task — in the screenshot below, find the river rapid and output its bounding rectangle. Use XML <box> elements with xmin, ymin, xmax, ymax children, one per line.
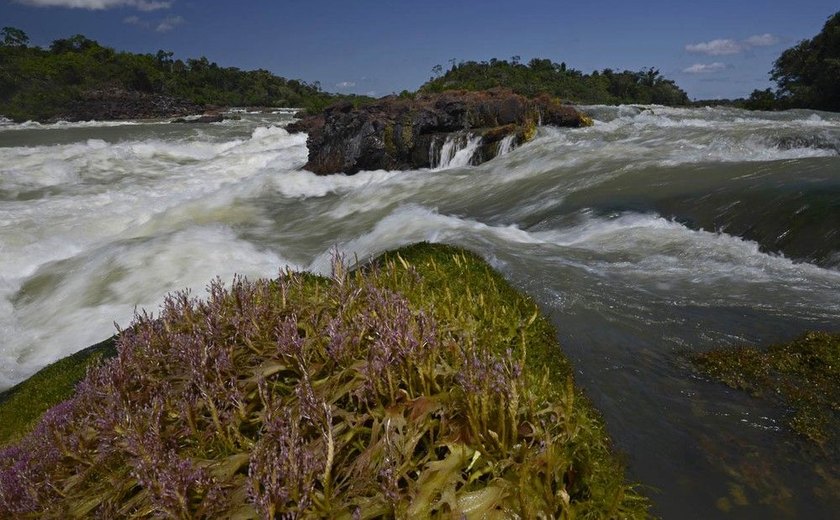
<box><xmin>1</xmin><ymin>106</ymin><xmax>839</xmax><ymax>517</ymax></box>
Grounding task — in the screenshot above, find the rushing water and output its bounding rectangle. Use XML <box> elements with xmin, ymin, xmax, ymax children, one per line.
<box><xmin>1</xmin><ymin>106</ymin><xmax>839</xmax><ymax>517</ymax></box>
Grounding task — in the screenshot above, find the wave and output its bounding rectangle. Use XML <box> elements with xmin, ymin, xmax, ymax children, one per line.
<box><xmin>310</xmin><ymin>204</ymin><xmax>840</xmax><ymax>291</ymax></box>
<box><xmin>0</xmin><ymin>118</ymin><xmax>150</xmax><ymax>132</ymax></box>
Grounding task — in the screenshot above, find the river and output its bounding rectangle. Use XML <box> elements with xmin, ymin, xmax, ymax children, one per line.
<box><xmin>1</xmin><ymin>106</ymin><xmax>838</xmax><ymax>517</ymax></box>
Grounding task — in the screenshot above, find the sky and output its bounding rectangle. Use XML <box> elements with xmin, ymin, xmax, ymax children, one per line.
<box><xmin>2</xmin><ymin>0</ymin><xmax>838</xmax><ymax>100</ymax></box>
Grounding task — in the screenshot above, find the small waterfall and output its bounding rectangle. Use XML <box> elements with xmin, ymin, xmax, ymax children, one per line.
<box><xmin>431</xmin><ymin>133</ymin><xmax>483</xmax><ymax>170</ymax></box>
<box><xmin>497</xmin><ymin>134</ymin><xmax>516</xmax><ymax>156</ymax></box>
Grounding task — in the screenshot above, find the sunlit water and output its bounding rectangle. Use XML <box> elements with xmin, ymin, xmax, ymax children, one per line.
<box><xmin>1</xmin><ymin>106</ymin><xmax>839</xmax><ymax>517</ymax></box>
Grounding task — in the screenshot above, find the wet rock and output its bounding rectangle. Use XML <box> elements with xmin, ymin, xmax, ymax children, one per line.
<box><xmin>287</xmin><ymin>89</ymin><xmax>591</xmax><ymax>175</ymax></box>
<box><xmin>171</xmin><ymin>113</ymin><xmax>225</xmax><ymax>124</ymax></box>
<box><xmin>54</xmin><ymin>88</ymin><xmax>204</xmax><ymax>122</ymax></box>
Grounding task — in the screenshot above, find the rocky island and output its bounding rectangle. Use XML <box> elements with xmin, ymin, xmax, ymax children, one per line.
<box><xmin>288</xmin><ymin>89</ymin><xmax>592</xmax><ymax>174</ymax></box>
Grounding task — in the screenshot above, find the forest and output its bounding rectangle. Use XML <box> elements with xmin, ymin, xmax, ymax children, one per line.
<box><xmin>0</xmin><ymin>28</ymin><xmax>366</xmax><ymax>122</ymax></box>
<box><xmin>420</xmin><ymin>57</ymin><xmax>690</xmax><ymax>106</ymax></box>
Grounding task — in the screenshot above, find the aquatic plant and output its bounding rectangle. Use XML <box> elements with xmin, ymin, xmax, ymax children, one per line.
<box><xmin>0</xmin><ymin>243</ymin><xmax>649</xmax><ymax>518</ymax></box>
<box><xmin>693</xmin><ymin>331</ymin><xmax>840</xmax><ymax>449</ymax></box>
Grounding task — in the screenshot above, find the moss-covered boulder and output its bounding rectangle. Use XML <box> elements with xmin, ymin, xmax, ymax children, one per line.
<box><xmin>287</xmin><ymin>89</ymin><xmax>591</xmax><ymax>174</ymax></box>
<box><xmin>0</xmin><ymin>243</ymin><xmax>648</xmax><ymax>518</ymax></box>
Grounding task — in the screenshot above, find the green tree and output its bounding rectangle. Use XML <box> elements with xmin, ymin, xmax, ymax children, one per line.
<box><xmin>1</xmin><ymin>27</ymin><xmax>29</xmax><ymax>47</ymax></box>
<box><xmin>50</xmin><ymin>35</ymin><xmax>100</xmax><ymax>54</ymax></box>
<box><xmin>0</xmin><ymin>29</ymin><xmax>373</xmax><ymax>121</ymax></box>
<box><xmin>769</xmin><ymin>11</ymin><xmax>840</xmax><ymax>111</ymax></box>
<box><xmin>418</xmin><ymin>58</ymin><xmax>688</xmax><ymax>106</ymax></box>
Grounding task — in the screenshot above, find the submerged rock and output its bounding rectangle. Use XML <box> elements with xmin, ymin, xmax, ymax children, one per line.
<box><xmin>287</xmin><ymin>89</ymin><xmax>592</xmax><ymax>175</ymax></box>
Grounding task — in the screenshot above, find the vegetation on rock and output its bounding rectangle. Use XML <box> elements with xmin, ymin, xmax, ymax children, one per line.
<box><xmin>420</xmin><ymin>58</ymin><xmax>689</xmax><ymax>106</ymax></box>
<box><xmin>0</xmin><ymin>243</ymin><xmax>649</xmax><ymax>518</ymax></box>
<box><xmin>0</xmin><ymin>28</ymin><xmax>370</xmax><ymax>122</ymax></box>
<box><xmin>692</xmin><ymin>331</ymin><xmax>840</xmax><ymax>450</ymax></box>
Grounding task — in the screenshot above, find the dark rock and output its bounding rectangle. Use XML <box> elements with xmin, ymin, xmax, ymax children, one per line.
<box><xmin>54</xmin><ymin>88</ymin><xmax>204</xmax><ymax>122</ymax></box>
<box><xmin>287</xmin><ymin>89</ymin><xmax>591</xmax><ymax>175</ymax></box>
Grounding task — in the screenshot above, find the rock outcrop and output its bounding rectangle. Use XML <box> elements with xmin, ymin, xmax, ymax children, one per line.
<box><xmin>287</xmin><ymin>89</ymin><xmax>592</xmax><ymax>175</ymax></box>
<box><xmin>54</xmin><ymin>88</ymin><xmax>204</xmax><ymax>122</ymax></box>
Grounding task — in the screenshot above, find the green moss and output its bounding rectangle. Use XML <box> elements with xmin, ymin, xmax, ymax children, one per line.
<box><xmin>520</xmin><ymin>119</ymin><xmax>538</xmax><ymax>142</ymax></box>
<box><xmin>0</xmin><ymin>336</ymin><xmax>117</xmax><ymax>446</ymax></box>
<box><xmin>383</xmin><ymin>123</ymin><xmax>396</xmax><ymax>156</ymax></box>
<box><xmin>400</xmin><ymin>118</ymin><xmax>414</xmax><ymax>150</ymax></box>
<box><xmin>692</xmin><ymin>331</ymin><xmax>840</xmax><ymax>449</ymax></box>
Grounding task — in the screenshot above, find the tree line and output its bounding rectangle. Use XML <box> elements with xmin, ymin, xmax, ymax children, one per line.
<box><xmin>420</xmin><ymin>57</ymin><xmax>690</xmax><ymax>106</ymax></box>
<box><xmin>0</xmin><ymin>28</ymin><xmax>368</xmax><ymax>122</ymax></box>
<box><xmin>744</xmin><ymin>11</ymin><xmax>840</xmax><ymax>112</ymax></box>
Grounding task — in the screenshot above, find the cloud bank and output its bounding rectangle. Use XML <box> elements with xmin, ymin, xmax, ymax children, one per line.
<box><xmin>686</xmin><ymin>33</ymin><xmax>779</xmax><ymax>55</ymax></box>
<box><xmin>683</xmin><ymin>62</ymin><xmax>726</xmax><ymax>74</ymax></box>
<box><xmin>15</xmin><ymin>0</ymin><xmax>170</xmax><ymax>10</ymax></box>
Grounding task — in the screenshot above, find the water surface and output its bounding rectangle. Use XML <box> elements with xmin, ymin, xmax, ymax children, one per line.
<box><xmin>1</xmin><ymin>106</ymin><xmax>838</xmax><ymax>518</ymax></box>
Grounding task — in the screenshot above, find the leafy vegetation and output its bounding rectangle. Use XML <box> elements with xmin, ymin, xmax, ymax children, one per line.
<box><xmin>0</xmin><ymin>243</ymin><xmax>649</xmax><ymax>518</ymax></box>
<box><xmin>692</xmin><ymin>331</ymin><xmax>840</xmax><ymax>449</ymax></box>
<box><xmin>420</xmin><ymin>57</ymin><xmax>689</xmax><ymax>105</ymax></box>
<box><xmin>745</xmin><ymin>11</ymin><xmax>840</xmax><ymax>111</ymax></box>
<box><xmin>0</xmin><ymin>27</ymin><xmax>370</xmax><ymax>122</ymax></box>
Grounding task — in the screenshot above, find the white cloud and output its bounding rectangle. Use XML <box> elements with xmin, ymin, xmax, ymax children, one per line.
<box><xmin>745</xmin><ymin>33</ymin><xmax>779</xmax><ymax>47</ymax></box>
<box><xmin>15</xmin><ymin>0</ymin><xmax>170</xmax><ymax>10</ymax></box>
<box><xmin>686</xmin><ymin>33</ymin><xmax>780</xmax><ymax>55</ymax></box>
<box><xmin>686</xmin><ymin>39</ymin><xmax>742</xmax><ymax>55</ymax></box>
<box><xmin>683</xmin><ymin>62</ymin><xmax>726</xmax><ymax>74</ymax></box>
<box><xmin>122</xmin><ymin>15</ymin><xmax>149</xmax><ymax>28</ymax></box>
<box><xmin>335</xmin><ymin>81</ymin><xmax>356</xmax><ymax>89</ymax></box>
<box><xmin>155</xmin><ymin>15</ymin><xmax>183</xmax><ymax>32</ymax></box>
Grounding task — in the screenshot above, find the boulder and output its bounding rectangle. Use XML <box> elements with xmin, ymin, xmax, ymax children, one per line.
<box><xmin>287</xmin><ymin>89</ymin><xmax>591</xmax><ymax>175</ymax></box>
<box><xmin>170</xmin><ymin>113</ymin><xmax>225</xmax><ymax>124</ymax></box>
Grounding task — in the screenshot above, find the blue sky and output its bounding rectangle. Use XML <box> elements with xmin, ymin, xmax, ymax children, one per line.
<box><xmin>2</xmin><ymin>0</ymin><xmax>837</xmax><ymax>100</ymax></box>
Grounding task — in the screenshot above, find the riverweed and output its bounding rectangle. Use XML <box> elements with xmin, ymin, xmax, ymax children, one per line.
<box><xmin>0</xmin><ymin>243</ymin><xmax>650</xmax><ymax>518</ymax></box>
<box><xmin>692</xmin><ymin>331</ymin><xmax>840</xmax><ymax>450</ymax></box>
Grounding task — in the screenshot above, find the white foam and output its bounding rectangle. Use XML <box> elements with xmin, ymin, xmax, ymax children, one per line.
<box><xmin>0</xmin><ymin>225</ymin><xmax>297</xmax><ymax>389</ymax></box>
<box><xmin>0</xmin><ymin>119</ymin><xmax>148</xmax><ymax>132</ymax></box>
<box><xmin>0</xmin><ymin>125</ymin><xmax>312</xmax><ymax>388</ymax></box>
<box><xmin>432</xmin><ymin>134</ymin><xmax>482</xmax><ymax>170</ymax></box>
<box><xmin>497</xmin><ymin>134</ymin><xmax>516</xmax><ymax>156</ymax></box>
<box><xmin>310</xmin><ymin>205</ymin><xmax>840</xmax><ymax>302</ymax></box>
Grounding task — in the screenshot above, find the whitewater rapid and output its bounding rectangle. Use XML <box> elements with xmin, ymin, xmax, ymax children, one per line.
<box><xmin>1</xmin><ymin>106</ymin><xmax>839</xmax><ymax>517</ymax></box>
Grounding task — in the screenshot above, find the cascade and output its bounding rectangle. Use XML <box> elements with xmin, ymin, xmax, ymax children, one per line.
<box><xmin>497</xmin><ymin>134</ymin><xmax>516</xmax><ymax>156</ymax></box>
<box><xmin>430</xmin><ymin>133</ymin><xmax>483</xmax><ymax>170</ymax></box>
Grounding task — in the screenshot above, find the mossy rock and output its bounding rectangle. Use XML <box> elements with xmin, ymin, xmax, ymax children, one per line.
<box><xmin>0</xmin><ymin>243</ymin><xmax>650</xmax><ymax>518</ymax></box>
